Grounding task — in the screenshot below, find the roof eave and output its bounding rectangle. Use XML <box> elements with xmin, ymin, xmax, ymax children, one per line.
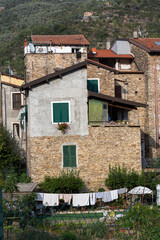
<box><xmin>21</xmin><ymin>61</ymin><xmax>87</xmax><ymax>91</ymax></box>
<box><xmin>88</xmin><ymin>91</ymin><xmax>147</xmax><ymax>108</ymax></box>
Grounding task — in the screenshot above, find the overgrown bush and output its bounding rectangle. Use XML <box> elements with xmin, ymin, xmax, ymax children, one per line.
<box><xmin>39</xmin><ymin>170</ymin><xmax>85</xmax><ymax>193</ymax></box>
<box><xmin>0</xmin><ymin>125</ymin><xmax>23</xmax><ymax>173</ymax></box>
<box><xmin>153</xmin><ymin>155</ymin><xmax>160</xmax><ymax>168</ymax></box>
<box><xmin>115</xmin><ymin>203</ymin><xmax>160</xmax><ymax>239</ymax></box>
<box><xmin>105</xmin><ymin>164</ymin><xmax>160</xmax><ymax>190</ymax></box>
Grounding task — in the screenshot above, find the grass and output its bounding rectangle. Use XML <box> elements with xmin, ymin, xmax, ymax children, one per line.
<box><xmin>45</xmin><ymin>212</ymin><xmax>104</xmax><ymax>221</ymax></box>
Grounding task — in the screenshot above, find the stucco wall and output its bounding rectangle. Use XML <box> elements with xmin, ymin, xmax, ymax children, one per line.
<box><xmin>2</xmin><ymin>84</ymin><xmax>22</xmax><ymax>133</ymax></box>
<box><xmin>28</xmin><ymin>68</ymin><xmax>89</xmax><ymax>137</ymax></box>
<box><xmin>28</xmin><ymin>125</ymin><xmax>142</xmax><ymax>190</ymax></box>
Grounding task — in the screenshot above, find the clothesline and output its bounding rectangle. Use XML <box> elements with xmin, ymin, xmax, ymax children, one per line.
<box><xmin>35</xmin><ymin>188</ymin><xmax>127</xmax><ymax>207</ymax></box>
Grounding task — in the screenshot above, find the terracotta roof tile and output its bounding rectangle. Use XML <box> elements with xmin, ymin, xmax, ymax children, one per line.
<box><xmin>130</xmin><ymin>38</ymin><xmax>160</xmax><ymax>52</ymax></box>
<box><xmin>88</xmin><ymin>49</ymin><xmax>133</xmax><ymax>58</ymax></box>
<box><xmin>31</xmin><ymin>35</ymin><xmax>89</xmax><ymax>46</ymax></box>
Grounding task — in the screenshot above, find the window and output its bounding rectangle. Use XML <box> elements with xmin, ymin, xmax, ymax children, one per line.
<box><xmin>115</xmin><ymin>83</ymin><xmax>122</xmax><ymax>98</ymax></box>
<box><xmin>87</xmin><ymin>79</ymin><xmax>99</xmax><ymax>93</ymax></box>
<box><xmin>13</xmin><ymin>123</ymin><xmax>20</xmax><ymax>138</ymax></box>
<box><xmin>63</xmin><ymin>145</ymin><xmax>77</xmax><ymax>167</ymax></box>
<box><xmin>12</xmin><ymin>93</ymin><xmax>21</xmax><ymax>110</ymax></box>
<box><xmin>52</xmin><ymin>102</ymin><xmax>69</xmax><ymax>123</ymax></box>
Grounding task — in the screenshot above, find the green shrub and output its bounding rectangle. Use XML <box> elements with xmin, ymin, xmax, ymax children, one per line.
<box><xmin>39</xmin><ymin>170</ymin><xmax>85</xmax><ymax>193</ymax></box>
<box><xmin>105</xmin><ymin>164</ymin><xmax>160</xmax><ymax>190</ymax></box>
<box><xmin>153</xmin><ymin>155</ymin><xmax>160</xmax><ymax>168</ymax></box>
<box><xmin>116</xmin><ymin>203</ymin><xmax>160</xmax><ymax>239</ymax></box>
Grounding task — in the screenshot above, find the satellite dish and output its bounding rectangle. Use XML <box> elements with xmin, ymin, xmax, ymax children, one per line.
<box><xmin>28</xmin><ymin>43</ymin><xmax>35</xmax><ymax>53</ymax></box>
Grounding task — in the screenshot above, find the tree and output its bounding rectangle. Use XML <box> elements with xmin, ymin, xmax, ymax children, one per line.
<box><xmin>0</xmin><ymin>125</ymin><xmax>24</xmax><ymax>173</ymax></box>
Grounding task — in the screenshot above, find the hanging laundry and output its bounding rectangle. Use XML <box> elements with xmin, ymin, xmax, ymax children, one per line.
<box><xmin>117</xmin><ymin>188</ymin><xmax>127</xmax><ymax>194</ymax></box>
<box><xmin>95</xmin><ymin>192</ymin><xmax>104</xmax><ymax>199</ymax></box>
<box><xmin>72</xmin><ymin>193</ymin><xmax>89</xmax><ymax>207</ymax></box>
<box><xmin>89</xmin><ymin>193</ymin><xmax>96</xmax><ymax>205</ymax></box>
<box><xmin>110</xmin><ymin>190</ymin><xmax>118</xmax><ymax>201</ymax></box>
<box><xmin>43</xmin><ymin>193</ymin><xmax>59</xmax><ymax>206</ymax></box>
<box><xmin>102</xmin><ymin>191</ymin><xmax>112</xmax><ymax>203</ymax></box>
<box><xmin>59</xmin><ymin>194</ymin><xmax>72</xmax><ymax>205</ymax></box>
<box><xmin>35</xmin><ymin>193</ymin><xmax>44</xmax><ymax>201</ymax></box>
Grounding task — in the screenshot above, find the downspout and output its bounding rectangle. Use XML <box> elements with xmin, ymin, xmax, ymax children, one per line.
<box><xmin>154</xmin><ymin>56</ymin><xmax>159</xmax><ymax>155</ymax></box>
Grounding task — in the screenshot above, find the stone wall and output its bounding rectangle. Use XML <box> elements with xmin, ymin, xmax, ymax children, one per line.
<box><xmin>25</xmin><ymin>49</ymin><xmax>87</xmax><ymax>83</ymax></box>
<box><xmin>131</xmin><ymin>43</ymin><xmax>160</xmax><ymax>160</ymax></box>
<box><xmin>28</xmin><ymin>125</ymin><xmax>142</xmax><ymax>191</ymax></box>
<box><xmin>87</xmin><ymin>63</ymin><xmax>147</xmax><ymax>130</ymax></box>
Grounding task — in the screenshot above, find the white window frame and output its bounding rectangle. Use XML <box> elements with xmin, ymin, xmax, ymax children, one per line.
<box><xmin>12</xmin><ymin>122</ymin><xmax>21</xmax><ymax>138</ymax></box>
<box><xmin>11</xmin><ymin>92</ymin><xmax>22</xmax><ymax>110</ymax></box>
<box><xmin>87</xmin><ymin>78</ymin><xmax>100</xmax><ymax>93</ymax></box>
<box><xmin>51</xmin><ymin>101</ymin><xmax>70</xmax><ymax>124</ymax></box>
<box><xmin>62</xmin><ymin>144</ymin><xmax>78</xmax><ymax>168</ymax></box>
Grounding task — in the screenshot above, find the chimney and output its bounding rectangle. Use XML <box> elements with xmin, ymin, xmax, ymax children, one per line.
<box><xmin>133</xmin><ymin>31</ymin><xmax>138</xmax><ymax>39</ymax></box>
<box><xmin>106</xmin><ymin>38</ymin><xmax>111</xmax><ymax>49</ymax></box>
<box><xmin>148</xmin><ymin>41</ymin><xmax>151</xmax><ymax>48</ymax></box>
<box><xmin>92</xmin><ymin>48</ymin><xmax>96</xmax><ymax>54</ymax></box>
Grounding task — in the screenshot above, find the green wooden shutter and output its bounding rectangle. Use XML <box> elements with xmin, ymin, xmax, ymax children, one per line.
<box><xmin>63</xmin><ymin>145</ymin><xmax>76</xmax><ymax>167</ymax></box>
<box><xmin>53</xmin><ymin>103</ymin><xmax>69</xmax><ymax>123</ymax></box>
<box><xmin>53</xmin><ymin>103</ymin><xmax>61</xmax><ymax>122</ymax></box>
<box><xmin>89</xmin><ymin>99</ymin><xmax>103</xmax><ymax>124</ymax></box>
<box><xmin>87</xmin><ymin>80</ymin><xmax>98</xmax><ymax>93</ymax></box>
<box><xmin>63</xmin><ymin>145</ymin><xmax>69</xmax><ymax>167</ymax></box>
<box><xmin>69</xmin><ymin>145</ymin><xmax>76</xmax><ymax>167</ymax></box>
<box><xmin>61</xmin><ymin>103</ymin><xmax>69</xmax><ymax>122</ymax></box>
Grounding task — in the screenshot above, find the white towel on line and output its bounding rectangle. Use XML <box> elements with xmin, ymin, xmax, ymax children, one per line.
<box><xmin>43</xmin><ymin>193</ymin><xmax>59</xmax><ymax>206</ymax></box>
<box><xmin>95</xmin><ymin>192</ymin><xmax>104</xmax><ymax>199</ymax></box>
<box><xmin>110</xmin><ymin>190</ymin><xmax>118</xmax><ymax>201</ymax></box>
<box><xmin>35</xmin><ymin>193</ymin><xmax>44</xmax><ymax>201</ymax></box>
<box><xmin>59</xmin><ymin>194</ymin><xmax>72</xmax><ymax>204</ymax></box>
<box><xmin>117</xmin><ymin>188</ymin><xmax>127</xmax><ymax>194</ymax></box>
<box><xmin>89</xmin><ymin>193</ymin><xmax>96</xmax><ymax>205</ymax></box>
<box><xmin>72</xmin><ymin>193</ymin><xmax>89</xmax><ymax>207</ymax></box>
<box><xmin>102</xmin><ymin>191</ymin><xmax>112</xmax><ymax>202</ymax></box>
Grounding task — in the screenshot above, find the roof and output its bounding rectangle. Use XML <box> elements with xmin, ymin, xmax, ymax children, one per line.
<box><xmin>88</xmin><ymin>49</ymin><xmax>133</xmax><ymax>59</ymax></box>
<box><xmin>88</xmin><ymin>91</ymin><xmax>146</xmax><ymax>109</ymax></box>
<box><xmin>130</xmin><ymin>38</ymin><xmax>160</xmax><ymax>53</ymax></box>
<box><xmin>21</xmin><ymin>61</ymin><xmax>87</xmax><ymax>90</ymax></box>
<box><xmin>21</xmin><ymin>59</ymin><xmax>144</xmax><ymax>91</ymax></box>
<box><xmin>1</xmin><ymin>72</ymin><xmax>24</xmax><ymax>87</ymax></box>
<box><xmin>1</xmin><ymin>81</ymin><xmax>20</xmax><ymax>88</ymax></box>
<box><xmin>31</xmin><ymin>35</ymin><xmax>90</xmax><ymax>46</ymax></box>
<box><xmin>87</xmin><ymin>59</ymin><xmax>144</xmax><ymax>74</ymax></box>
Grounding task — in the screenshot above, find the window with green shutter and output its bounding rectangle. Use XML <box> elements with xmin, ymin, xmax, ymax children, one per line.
<box><xmin>63</xmin><ymin>145</ymin><xmax>77</xmax><ymax>167</ymax></box>
<box><xmin>87</xmin><ymin>79</ymin><xmax>99</xmax><ymax>93</ymax></box>
<box><xmin>52</xmin><ymin>102</ymin><xmax>69</xmax><ymax>123</ymax></box>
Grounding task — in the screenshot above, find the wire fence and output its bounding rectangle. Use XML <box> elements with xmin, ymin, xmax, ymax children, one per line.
<box><xmin>1</xmin><ymin>189</ymin><xmax>159</xmax><ymax>240</ymax></box>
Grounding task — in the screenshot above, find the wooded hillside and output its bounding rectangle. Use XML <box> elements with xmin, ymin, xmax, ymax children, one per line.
<box><xmin>0</xmin><ymin>0</ymin><xmax>160</xmax><ymax>77</ymax></box>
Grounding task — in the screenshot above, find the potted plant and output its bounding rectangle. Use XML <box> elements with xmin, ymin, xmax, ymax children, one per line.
<box><xmin>57</xmin><ymin>123</ymin><xmax>70</xmax><ymax>134</ymax></box>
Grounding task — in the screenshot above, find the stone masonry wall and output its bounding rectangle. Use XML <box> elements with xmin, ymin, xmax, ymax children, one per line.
<box><xmin>131</xmin><ymin>43</ymin><xmax>160</xmax><ymax>160</ymax></box>
<box><xmin>28</xmin><ymin>125</ymin><xmax>142</xmax><ymax>191</ymax></box>
<box><xmin>87</xmin><ymin>63</ymin><xmax>147</xmax><ymax>131</ymax></box>
<box><xmin>25</xmin><ymin>49</ymin><xmax>87</xmax><ymax>83</ymax></box>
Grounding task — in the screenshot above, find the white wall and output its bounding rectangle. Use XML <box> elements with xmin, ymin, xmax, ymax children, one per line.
<box><xmin>28</xmin><ymin>68</ymin><xmax>89</xmax><ymax>137</ymax></box>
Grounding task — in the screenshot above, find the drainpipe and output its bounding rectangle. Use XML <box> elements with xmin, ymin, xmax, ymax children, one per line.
<box><xmin>124</xmin><ymin>81</ymin><xmax>128</xmax><ymax>100</ymax></box>
<box><xmin>154</xmin><ymin>56</ymin><xmax>159</xmax><ymax>155</ymax></box>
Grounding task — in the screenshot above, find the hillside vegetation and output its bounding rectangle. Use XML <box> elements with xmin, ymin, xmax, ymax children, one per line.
<box><xmin>0</xmin><ymin>0</ymin><xmax>160</xmax><ymax>77</ymax></box>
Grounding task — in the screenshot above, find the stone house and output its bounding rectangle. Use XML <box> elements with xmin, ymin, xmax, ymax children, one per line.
<box><xmin>21</xmin><ymin>57</ymin><xmax>146</xmax><ymax>190</ymax></box>
<box><xmin>24</xmin><ymin>34</ymin><xmax>89</xmax><ymax>83</ymax></box>
<box><xmin>129</xmin><ymin>38</ymin><xmax>160</xmax><ymax>163</ymax></box>
<box><xmin>0</xmin><ymin>73</ymin><xmax>25</xmax><ymax>147</ymax></box>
